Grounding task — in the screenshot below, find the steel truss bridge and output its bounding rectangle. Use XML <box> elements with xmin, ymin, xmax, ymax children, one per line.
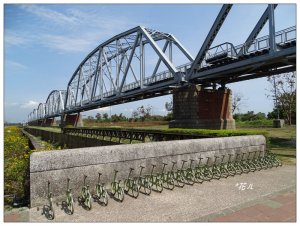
<box><xmin>28</xmin><ymin>4</ymin><xmax>296</xmax><ymax>123</ymax></box>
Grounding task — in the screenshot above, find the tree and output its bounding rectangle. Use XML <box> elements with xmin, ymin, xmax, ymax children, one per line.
<box><xmin>232</xmin><ymin>92</ymin><xmax>246</xmax><ymax>114</ymax></box>
<box><xmin>137</xmin><ymin>105</ymin><xmax>152</xmax><ymax>121</ymax></box>
<box><xmin>165</xmin><ymin>101</ymin><xmax>173</xmax><ymax>112</ymax></box>
<box><xmin>95</xmin><ymin>113</ymin><xmax>102</xmax><ymax>121</ymax></box>
<box><xmin>267</xmin><ymin>72</ymin><xmax>296</xmax><ymax>125</ymax></box>
<box><xmin>103</xmin><ymin>113</ymin><xmax>109</xmax><ymax>120</ymax></box>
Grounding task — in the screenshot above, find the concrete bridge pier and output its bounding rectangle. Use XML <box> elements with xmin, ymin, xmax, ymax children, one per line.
<box><xmin>61</xmin><ymin>113</ymin><xmax>83</xmax><ymax>127</ymax></box>
<box><xmin>42</xmin><ymin>118</ymin><xmax>56</xmax><ymax>127</ymax></box>
<box><xmin>169</xmin><ymin>85</ymin><xmax>236</xmax><ymax>130</ymax></box>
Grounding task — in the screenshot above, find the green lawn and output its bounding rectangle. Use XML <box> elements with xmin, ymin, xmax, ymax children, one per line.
<box><xmin>28</xmin><ymin>124</ymin><xmax>296</xmax><ymax>165</ymax></box>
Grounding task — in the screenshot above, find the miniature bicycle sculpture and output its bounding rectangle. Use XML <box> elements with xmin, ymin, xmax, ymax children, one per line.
<box><xmin>111</xmin><ymin>170</ymin><xmax>124</xmax><ymax>201</ymax></box>
<box><xmin>47</xmin><ymin>181</ymin><xmax>55</xmax><ymax>220</ymax></box>
<box><xmin>80</xmin><ymin>175</ymin><xmax>92</xmax><ymax>210</ymax></box>
<box><xmin>65</xmin><ymin>178</ymin><xmax>74</xmax><ymax>214</ymax></box>
<box><xmin>95</xmin><ymin>173</ymin><xmax>108</xmax><ymax>206</ymax></box>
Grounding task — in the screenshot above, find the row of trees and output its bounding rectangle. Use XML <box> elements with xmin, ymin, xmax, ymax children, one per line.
<box><xmin>232</xmin><ymin>72</ymin><xmax>296</xmax><ymax>124</ymax></box>
<box><xmin>85</xmin><ymin>105</ymin><xmax>172</xmax><ymax>123</ymax></box>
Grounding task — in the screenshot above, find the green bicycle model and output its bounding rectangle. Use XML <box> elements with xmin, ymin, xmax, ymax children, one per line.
<box><xmin>47</xmin><ymin>181</ymin><xmax>55</xmax><ymax>220</ymax></box>
<box><xmin>111</xmin><ymin>170</ymin><xmax>124</xmax><ymax>202</ymax></box>
<box><xmin>239</xmin><ymin>152</ymin><xmax>251</xmax><ymax>174</ymax></box>
<box><xmin>195</xmin><ymin>156</ymin><xmax>213</xmax><ymax>182</ymax></box>
<box><xmin>233</xmin><ymin>153</ymin><xmax>244</xmax><ymax>175</ymax></box>
<box><xmin>65</xmin><ymin>178</ymin><xmax>74</xmax><ymax>214</ymax></box>
<box><xmin>171</xmin><ymin>160</ymin><xmax>186</xmax><ymax>187</ymax></box>
<box><xmin>136</xmin><ymin>166</ymin><xmax>151</xmax><ymax>195</ymax></box>
<box><xmin>160</xmin><ymin>163</ymin><xmax>175</xmax><ymax>190</ymax></box>
<box><xmin>147</xmin><ymin>164</ymin><xmax>163</xmax><ymax>192</ymax></box>
<box><xmin>250</xmin><ymin>151</ymin><xmax>263</xmax><ymax>171</ymax></box>
<box><xmin>257</xmin><ymin>150</ymin><xmax>269</xmax><ymax>169</ymax></box>
<box><xmin>226</xmin><ymin>154</ymin><xmax>237</xmax><ymax>176</ymax></box>
<box><xmin>81</xmin><ymin>175</ymin><xmax>92</xmax><ymax>210</ymax></box>
<box><xmin>184</xmin><ymin>159</ymin><xmax>196</xmax><ymax>185</ymax></box>
<box><xmin>265</xmin><ymin>151</ymin><xmax>282</xmax><ymax>167</ymax></box>
<box><xmin>124</xmin><ymin>168</ymin><xmax>139</xmax><ymax>198</ymax></box>
<box><xmin>218</xmin><ymin>155</ymin><xmax>229</xmax><ymax>178</ymax></box>
<box><xmin>95</xmin><ymin>173</ymin><xmax>108</xmax><ymax>206</ymax></box>
<box><xmin>211</xmin><ymin>156</ymin><xmax>222</xmax><ymax>179</ymax></box>
<box><xmin>245</xmin><ymin>152</ymin><xmax>258</xmax><ymax>172</ymax></box>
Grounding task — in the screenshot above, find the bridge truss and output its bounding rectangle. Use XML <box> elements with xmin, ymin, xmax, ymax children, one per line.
<box><xmin>28</xmin><ymin>4</ymin><xmax>296</xmax><ymax>124</ymax></box>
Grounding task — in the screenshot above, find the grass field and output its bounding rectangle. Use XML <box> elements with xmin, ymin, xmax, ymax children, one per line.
<box><xmin>28</xmin><ymin>122</ymin><xmax>296</xmax><ymax>165</ymax></box>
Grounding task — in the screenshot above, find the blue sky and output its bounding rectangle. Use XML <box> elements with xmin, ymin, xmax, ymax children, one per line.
<box><xmin>4</xmin><ymin>3</ymin><xmax>296</xmax><ymax>123</ymax></box>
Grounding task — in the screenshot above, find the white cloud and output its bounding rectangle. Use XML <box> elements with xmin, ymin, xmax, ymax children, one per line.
<box><xmin>19</xmin><ymin>5</ymin><xmax>79</xmax><ymax>27</ymax></box>
<box><xmin>5</xmin><ymin>30</ymin><xmax>29</xmax><ymax>46</ymax></box>
<box><xmin>6</xmin><ymin>60</ymin><xmax>28</xmax><ymax>70</ymax></box>
<box><xmin>20</xmin><ymin>100</ymin><xmax>39</xmax><ymax>109</ymax></box>
<box><xmin>8</xmin><ymin>5</ymin><xmax>147</xmax><ymax>54</ymax></box>
<box><xmin>40</xmin><ymin>34</ymin><xmax>93</xmax><ymax>53</ymax></box>
<box><xmin>4</xmin><ymin>102</ymin><xmax>19</xmax><ymax>107</ymax></box>
<box><xmin>96</xmin><ymin>106</ymin><xmax>111</xmax><ymax>112</ymax></box>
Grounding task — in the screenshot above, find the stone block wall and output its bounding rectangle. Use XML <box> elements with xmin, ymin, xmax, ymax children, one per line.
<box><xmin>29</xmin><ymin>135</ymin><xmax>265</xmax><ymax>207</ymax></box>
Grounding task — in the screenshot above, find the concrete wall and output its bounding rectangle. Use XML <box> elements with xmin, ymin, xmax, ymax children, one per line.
<box><xmin>24</xmin><ymin>127</ymin><xmax>118</xmax><ymax>149</ymax></box>
<box><xmin>30</xmin><ymin>135</ymin><xmax>266</xmax><ymax>207</ymax></box>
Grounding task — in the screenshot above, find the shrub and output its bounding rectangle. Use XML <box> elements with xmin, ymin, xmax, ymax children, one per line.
<box><xmin>4</xmin><ymin>126</ymin><xmax>31</xmax><ymax>204</ymax></box>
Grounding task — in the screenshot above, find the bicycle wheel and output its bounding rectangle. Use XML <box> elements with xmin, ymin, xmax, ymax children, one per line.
<box><xmin>175</xmin><ymin>172</ymin><xmax>185</xmax><ymax>187</ymax></box>
<box><xmin>102</xmin><ymin>190</ymin><xmax>108</xmax><ymax>206</ymax></box>
<box><xmin>86</xmin><ymin>193</ymin><xmax>92</xmax><ymax>210</ymax></box>
<box><xmin>49</xmin><ymin>198</ymin><xmax>55</xmax><ymax>220</ymax></box>
<box><xmin>111</xmin><ymin>182</ymin><xmax>116</xmax><ymax>195</ymax></box>
<box><xmin>67</xmin><ymin>195</ymin><xmax>74</xmax><ymax>214</ymax></box>
<box><xmin>194</xmin><ymin>170</ymin><xmax>204</xmax><ymax>183</ymax></box>
<box><xmin>220</xmin><ymin>166</ymin><xmax>229</xmax><ymax>178</ymax></box>
<box><xmin>234</xmin><ymin>163</ymin><xmax>243</xmax><ymax>175</ymax></box>
<box><xmin>81</xmin><ymin>187</ymin><xmax>86</xmax><ymax>201</ymax></box>
<box><xmin>185</xmin><ymin>170</ymin><xmax>195</xmax><ymax>185</ymax></box>
<box><xmin>212</xmin><ymin>167</ymin><xmax>221</xmax><ymax>179</ymax></box>
<box><xmin>141</xmin><ymin>178</ymin><xmax>152</xmax><ymax>195</ymax></box>
<box><xmin>241</xmin><ymin>163</ymin><xmax>251</xmax><ymax>173</ymax></box>
<box><xmin>118</xmin><ymin>187</ymin><xmax>124</xmax><ymax>202</ymax></box>
<box><xmin>132</xmin><ymin>183</ymin><xmax>139</xmax><ymax>198</ymax></box>
<box><xmin>156</xmin><ymin>178</ymin><xmax>163</xmax><ymax>192</ymax></box>
<box><xmin>167</xmin><ymin>175</ymin><xmax>175</xmax><ymax>190</ymax></box>
<box><xmin>227</xmin><ymin>164</ymin><xmax>236</xmax><ymax>176</ymax></box>
<box><xmin>203</xmin><ymin>167</ymin><xmax>213</xmax><ymax>181</ymax></box>
<box><xmin>248</xmin><ymin>162</ymin><xmax>256</xmax><ymax>172</ymax></box>
<box><xmin>96</xmin><ymin>185</ymin><xmax>101</xmax><ymax>199</ymax></box>
<box><xmin>124</xmin><ymin>179</ymin><xmax>129</xmax><ymax>193</ymax></box>
<box><xmin>253</xmin><ymin>160</ymin><xmax>262</xmax><ymax>171</ymax></box>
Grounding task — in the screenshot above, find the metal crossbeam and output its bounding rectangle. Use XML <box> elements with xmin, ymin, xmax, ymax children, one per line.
<box><xmin>238</xmin><ymin>4</ymin><xmax>278</xmax><ymax>55</ymax></box>
<box><xmin>187</xmin><ymin>4</ymin><xmax>232</xmax><ymax>78</ymax></box>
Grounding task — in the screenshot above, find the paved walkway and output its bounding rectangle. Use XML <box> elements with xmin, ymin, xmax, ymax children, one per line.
<box><xmin>4</xmin><ymin>165</ymin><xmax>296</xmax><ymax>222</ymax></box>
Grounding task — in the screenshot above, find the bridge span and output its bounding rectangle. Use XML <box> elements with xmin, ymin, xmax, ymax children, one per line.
<box><xmin>28</xmin><ymin>4</ymin><xmax>296</xmax><ymax>129</ymax></box>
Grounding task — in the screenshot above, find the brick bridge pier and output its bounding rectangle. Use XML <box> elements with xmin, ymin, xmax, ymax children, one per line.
<box><xmin>170</xmin><ymin>85</ymin><xmax>236</xmax><ymax>130</ymax></box>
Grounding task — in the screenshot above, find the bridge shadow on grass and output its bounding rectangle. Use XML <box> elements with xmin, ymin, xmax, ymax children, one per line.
<box><xmin>269</xmin><ymin>137</ymin><xmax>296</xmax><ymax>148</ymax></box>
<box><xmin>41</xmin><ymin>205</ymin><xmax>54</xmax><ymax>220</ymax></box>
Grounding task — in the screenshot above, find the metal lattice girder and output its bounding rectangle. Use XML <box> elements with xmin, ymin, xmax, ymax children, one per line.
<box><xmin>187</xmin><ymin>4</ymin><xmax>232</xmax><ymax>78</ymax></box>
<box><xmin>37</xmin><ymin>103</ymin><xmax>46</xmax><ymax>120</ymax></box>
<box><xmin>238</xmin><ymin>4</ymin><xmax>278</xmax><ymax>55</ymax></box>
<box><xmin>45</xmin><ymin>90</ymin><xmax>66</xmax><ymax>118</ymax></box>
<box><xmin>65</xmin><ymin>26</ymin><xmax>194</xmax><ymax>111</ymax></box>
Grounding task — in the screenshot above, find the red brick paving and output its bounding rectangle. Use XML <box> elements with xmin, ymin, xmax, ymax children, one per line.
<box><xmin>210</xmin><ymin>190</ymin><xmax>296</xmax><ymax>222</ymax></box>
